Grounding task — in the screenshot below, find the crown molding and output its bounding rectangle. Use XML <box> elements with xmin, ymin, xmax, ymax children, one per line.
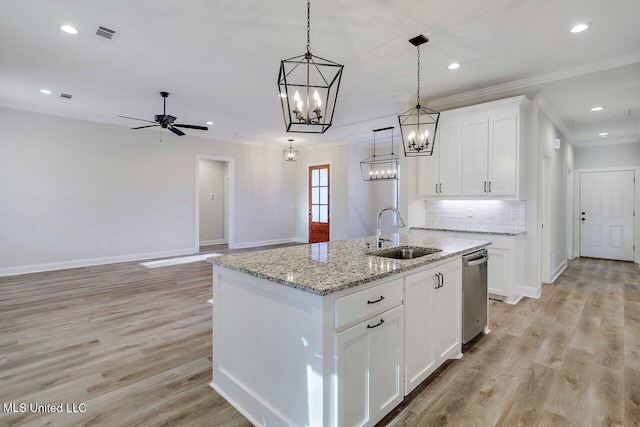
<box><xmin>537</xmin><ymin>99</ymin><xmax>575</xmax><ymax>144</ymax></box>
<box><xmin>428</xmin><ymin>51</ymin><xmax>640</xmax><ymax>110</ymax></box>
<box><xmin>573</xmin><ymin>137</ymin><xmax>639</xmax><ymax>148</ymax></box>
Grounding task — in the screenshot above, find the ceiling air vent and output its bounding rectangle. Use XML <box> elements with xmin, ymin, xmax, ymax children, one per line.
<box><xmin>94</xmin><ymin>26</ymin><xmax>119</xmax><ymax>43</ymax></box>
<box><xmin>60</xmin><ymin>93</ymin><xmax>72</xmax><ymax>99</ymax></box>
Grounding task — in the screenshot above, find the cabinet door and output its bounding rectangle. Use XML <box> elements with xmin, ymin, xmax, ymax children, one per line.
<box><xmin>488</xmin><ymin>109</ymin><xmax>517</xmax><ymax>196</ymax></box>
<box><xmin>461</xmin><ymin>114</ymin><xmax>489</xmax><ymax>196</ymax></box>
<box><xmin>487</xmin><ymin>248</ymin><xmax>509</xmax><ymax>297</ymax></box>
<box><xmin>404</xmin><ymin>267</ymin><xmax>437</xmax><ymax>395</ymax></box>
<box><xmin>438</xmin><ymin>120</ymin><xmax>462</xmax><ymax>196</ymax></box>
<box><xmin>337</xmin><ymin>305</ymin><xmax>404</xmax><ymax>427</ymax></box>
<box><xmin>435</xmin><ymin>259</ymin><xmax>462</xmax><ymax>362</ymax></box>
<box><xmin>417</xmin><ymin>144</ymin><xmax>440</xmax><ymax>197</ymax></box>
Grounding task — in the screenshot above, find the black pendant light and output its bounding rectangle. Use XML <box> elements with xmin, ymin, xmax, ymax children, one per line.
<box><xmin>277</xmin><ymin>0</ymin><xmax>344</xmax><ymax>133</ymax></box>
<box><xmin>360</xmin><ymin>127</ymin><xmax>400</xmax><ymax>181</ymax></box>
<box><xmin>398</xmin><ymin>35</ymin><xmax>440</xmax><ymax>156</ymax></box>
<box><xmin>283</xmin><ymin>138</ymin><xmax>299</xmax><ymax>162</ymax></box>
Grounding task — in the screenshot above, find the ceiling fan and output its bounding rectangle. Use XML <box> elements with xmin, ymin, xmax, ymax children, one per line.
<box><xmin>119</xmin><ymin>91</ymin><xmax>208</xmax><ymax>136</ymax></box>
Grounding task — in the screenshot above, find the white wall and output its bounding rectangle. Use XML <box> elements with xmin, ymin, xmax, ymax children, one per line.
<box><xmin>575</xmin><ymin>143</ymin><xmax>640</xmax><ymax>169</ymax></box>
<box><xmin>198</xmin><ymin>159</ymin><xmax>226</xmax><ymax>244</ymax></box>
<box><xmin>536</xmin><ymin>107</ymin><xmax>575</xmax><ymax>282</ymax></box>
<box><xmin>294</xmin><ymin>143</ymin><xmax>377</xmax><ymax>242</ymax></box>
<box><xmin>0</xmin><ymin>107</ymin><xmax>297</xmax><ymax>275</ymax></box>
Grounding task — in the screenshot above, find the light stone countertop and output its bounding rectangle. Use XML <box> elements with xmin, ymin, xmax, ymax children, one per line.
<box><xmin>411</xmin><ymin>226</ymin><xmax>526</xmax><ymax>236</ymax></box>
<box><xmin>209</xmin><ymin>234</ymin><xmax>490</xmax><ymax>296</ymax></box>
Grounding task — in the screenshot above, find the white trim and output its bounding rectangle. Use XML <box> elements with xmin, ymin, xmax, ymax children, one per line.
<box><xmin>195</xmin><ymin>155</ymin><xmax>235</xmax><ymax>250</ymax></box>
<box><xmin>230</xmin><ymin>238</ymin><xmax>301</xmax><ymax>250</ymax></box>
<box><xmin>522</xmin><ymin>286</ymin><xmax>541</xmax><ymax>299</ymax></box>
<box><xmin>428</xmin><ymin>52</ymin><xmax>640</xmax><ymax>110</ymax></box>
<box><xmin>200</xmin><ymin>239</ymin><xmax>226</xmax><ymax>246</ymax></box>
<box><xmin>573</xmin><ymin>137</ymin><xmax>640</xmax><ymax>148</ymax></box>
<box><xmin>551</xmin><ymin>259</ymin><xmax>568</xmax><ymax>284</ymax></box>
<box><xmin>0</xmin><ymin>247</ymin><xmax>196</xmax><ymax>277</ymax></box>
<box><xmin>537</xmin><ymin>100</ymin><xmax>574</xmax><ymax>143</ymax></box>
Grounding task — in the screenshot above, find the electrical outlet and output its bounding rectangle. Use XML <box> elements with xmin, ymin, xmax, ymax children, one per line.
<box><xmin>257</xmin><ymin>230</ymin><xmax>262</xmax><ymax>237</ymax></box>
<box><xmin>100</xmin><ymin>242</ymin><xmax>106</xmax><ymax>250</ymax></box>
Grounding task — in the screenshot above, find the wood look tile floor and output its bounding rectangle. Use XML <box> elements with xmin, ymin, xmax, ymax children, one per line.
<box><xmin>1</xmin><ymin>251</ymin><xmax>639</xmax><ymax>426</ymax></box>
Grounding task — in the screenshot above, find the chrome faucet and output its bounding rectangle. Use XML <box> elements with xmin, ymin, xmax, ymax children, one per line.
<box><xmin>376</xmin><ymin>206</ymin><xmax>406</xmax><ymax>248</ymax></box>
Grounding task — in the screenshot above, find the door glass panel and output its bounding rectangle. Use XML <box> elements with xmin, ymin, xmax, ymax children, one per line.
<box><xmin>312</xmin><ymin>205</ymin><xmax>320</xmax><ymax>222</ymax></box>
<box><xmin>319</xmin><ymin>168</ymin><xmax>328</xmax><ymax>186</ymax></box>
<box><xmin>319</xmin><ymin>205</ymin><xmax>328</xmax><ymax>223</ymax></box>
<box><xmin>320</xmin><ymin>187</ymin><xmax>328</xmax><ymax>204</ymax></box>
<box><xmin>312</xmin><ymin>187</ymin><xmax>320</xmax><ymax>204</ymax></box>
<box><xmin>312</xmin><ymin>169</ymin><xmax>320</xmax><ymax>187</ymax></box>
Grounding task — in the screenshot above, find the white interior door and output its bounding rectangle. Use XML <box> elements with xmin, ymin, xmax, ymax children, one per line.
<box><xmin>580</xmin><ymin>171</ymin><xmax>635</xmax><ymax>261</ymax></box>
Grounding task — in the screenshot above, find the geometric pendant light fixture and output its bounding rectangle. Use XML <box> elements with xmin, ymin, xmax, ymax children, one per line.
<box><xmin>277</xmin><ymin>0</ymin><xmax>344</xmax><ymax>133</ymax></box>
<box><xmin>398</xmin><ymin>35</ymin><xmax>440</xmax><ymax>156</ymax></box>
<box><xmin>360</xmin><ymin>127</ymin><xmax>400</xmax><ymax>181</ymax></box>
<box><xmin>283</xmin><ymin>138</ymin><xmax>299</xmax><ymax>162</ymax></box>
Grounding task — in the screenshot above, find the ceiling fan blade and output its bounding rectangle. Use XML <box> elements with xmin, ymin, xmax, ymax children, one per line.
<box><xmin>119</xmin><ymin>115</ymin><xmax>157</xmax><ymax>124</ymax></box>
<box><xmin>173</xmin><ymin>124</ymin><xmax>208</xmax><ymax>130</ymax></box>
<box><xmin>169</xmin><ymin>126</ymin><xmax>185</xmax><ymax>136</ymax></box>
<box><xmin>131</xmin><ymin>125</ymin><xmax>159</xmax><ymax>130</ymax></box>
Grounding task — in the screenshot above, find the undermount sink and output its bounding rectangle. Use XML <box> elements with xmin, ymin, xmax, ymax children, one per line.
<box><xmin>372</xmin><ymin>246</ymin><xmax>441</xmax><ymax>260</ymax></box>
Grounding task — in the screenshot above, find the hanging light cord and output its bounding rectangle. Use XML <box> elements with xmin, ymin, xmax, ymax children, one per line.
<box><xmin>306</xmin><ymin>0</ymin><xmax>311</xmax><ymax>54</ymax></box>
<box><xmin>416</xmin><ymin>45</ymin><xmax>421</xmax><ymax>107</ymax></box>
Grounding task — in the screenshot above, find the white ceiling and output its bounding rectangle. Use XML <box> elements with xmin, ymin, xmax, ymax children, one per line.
<box><xmin>1</xmin><ymin>0</ymin><xmax>639</xmax><ymax>148</ymax></box>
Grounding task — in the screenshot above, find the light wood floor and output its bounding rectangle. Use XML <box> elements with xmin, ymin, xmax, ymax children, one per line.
<box><xmin>1</xmin><ymin>252</ymin><xmax>638</xmax><ymax>426</ymax></box>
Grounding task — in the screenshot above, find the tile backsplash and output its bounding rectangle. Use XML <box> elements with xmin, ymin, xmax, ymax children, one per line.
<box><xmin>423</xmin><ymin>200</ymin><xmax>526</xmax><ymax>233</ymax></box>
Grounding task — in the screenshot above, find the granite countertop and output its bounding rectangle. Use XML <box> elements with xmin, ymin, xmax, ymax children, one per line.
<box><xmin>209</xmin><ymin>234</ymin><xmax>490</xmax><ymax>296</ymax></box>
<box><xmin>411</xmin><ymin>226</ymin><xmax>526</xmax><ymax>236</ymax></box>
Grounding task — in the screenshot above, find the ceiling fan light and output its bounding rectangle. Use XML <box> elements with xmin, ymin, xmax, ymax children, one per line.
<box><xmin>590</xmin><ymin>106</ymin><xmax>604</xmax><ymax>112</ymax></box>
<box><xmin>448</xmin><ymin>62</ymin><xmax>460</xmax><ymax>70</ymax></box>
<box><xmin>40</xmin><ymin>89</ymin><xmax>52</xmax><ymax>95</ymax></box>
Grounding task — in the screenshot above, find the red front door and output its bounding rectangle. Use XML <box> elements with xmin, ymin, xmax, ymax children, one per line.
<box><xmin>309</xmin><ymin>164</ymin><xmax>330</xmax><ymax>243</ymax></box>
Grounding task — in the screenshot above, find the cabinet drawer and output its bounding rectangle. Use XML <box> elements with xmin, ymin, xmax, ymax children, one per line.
<box><xmin>335</xmin><ymin>279</ymin><xmax>403</xmax><ymax>329</ymax></box>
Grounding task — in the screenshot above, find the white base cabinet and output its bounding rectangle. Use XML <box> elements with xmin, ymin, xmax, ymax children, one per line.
<box><xmin>337</xmin><ymin>305</ymin><xmax>404</xmax><ymax>427</ymax></box>
<box><xmin>405</xmin><ymin>258</ymin><xmax>462</xmax><ymax>395</ymax></box>
<box><xmin>212</xmin><ymin>257</ymin><xmax>466</xmax><ymax>427</ymax></box>
<box><xmin>411</xmin><ymin>229</ymin><xmax>525</xmax><ymax>304</ymax></box>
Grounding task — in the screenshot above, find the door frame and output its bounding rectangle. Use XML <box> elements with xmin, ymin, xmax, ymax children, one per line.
<box><xmin>574</xmin><ymin>166</ymin><xmax>639</xmax><ymax>265</ymax></box>
<box><xmin>540</xmin><ymin>156</ymin><xmax>551</xmax><ymax>284</ymax></box>
<box><xmin>306</xmin><ymin>161</ymin><xmax>332</xmax><ymax>242</ymax></box>
<box><xmin>195</xmin><ymin>155</ymin><xmax>235</xmax><ymax>250</ymax></box>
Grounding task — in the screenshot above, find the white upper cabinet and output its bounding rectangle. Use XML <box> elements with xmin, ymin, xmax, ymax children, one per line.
<box><xmin>418</xmin><ymin>96</ymin><xmax>529</xmax><ymax>199</ymax></box>
<box><xmin>417</xmin><ymin>117</ymin><xmax>462</xmax><ymax>197</ymax></box>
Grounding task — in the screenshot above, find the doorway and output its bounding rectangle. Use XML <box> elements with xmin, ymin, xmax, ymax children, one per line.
<box><xmin>195</xmin><ymin>155</ymin><xmax>234</xmax><ymax>250</ymax></box>
<box><xmin>579</xmin><ymin>170</ymin><xmax>635</xmax><ymax>261</ymax></box>
<box><xmin>309</xmin><ymin>164</ymin><xmax>330</xmax><ymax>243</ymax></box>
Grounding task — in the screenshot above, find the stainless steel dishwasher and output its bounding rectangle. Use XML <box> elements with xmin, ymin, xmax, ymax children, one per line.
<box><xmin>462</xmin><ymin>249</ymin><xmax>488</xmax><ymax>344</ymax></box>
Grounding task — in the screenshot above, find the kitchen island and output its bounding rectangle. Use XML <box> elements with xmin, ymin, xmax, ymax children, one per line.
<box><xmin>209</xmin><ymin>234</ymin><xmax>490</xmax><ymax>427</ymax></box>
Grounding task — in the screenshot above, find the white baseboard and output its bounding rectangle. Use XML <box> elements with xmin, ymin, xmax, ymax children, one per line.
<box><xmin>0</xmin><ymin>247</ymin><xmax>197</xmax><ymax>277</ymax></box>
<box><xmin>522</xmin><ymin>286</ymin><xmax>541</xmax><ymax>299</ymax></box>
<box><xmin>551</xmin><ymin>259</ymin><xmax>568</xmax><ymax>283</ymax></box>
<box><xmin>200</xmin><ymin>239</ymin><xmax>226</xmax><ymax>246</ymax></box>
<box><xmin>230</xmin><ymin>237</ymin><xmax>303</xmax><ymax>250</ymax></box>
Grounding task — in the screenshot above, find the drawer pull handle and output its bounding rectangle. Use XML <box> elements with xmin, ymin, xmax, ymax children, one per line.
<box><xmin>367</xmin><ymin>296</ymin><xmax>385</xmax><ymax>304</ymax></box>
<box><xmin>367</xmin><ymin>319</ymin><xmax>385</xmax><ymax>329</ymax></box>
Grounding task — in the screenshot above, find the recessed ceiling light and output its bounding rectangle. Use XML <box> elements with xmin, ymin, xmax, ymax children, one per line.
<box><xmin>60</xmin><ymin>25</ymin><xmax>78</xmax><ymax>35</ymax></box>
<box><xmin>590</xmin><ymin>106</ymin><xmax>604</xmax><ymax>112</ymax></box>
<box><xmin>40</xmin><ymin>89</ymin><xmax>52</xmax><ymax>95</ymax></box>
<box><xmin>570</xmin><ymin>23</ymin><xmax>589</xmax><ymax>33</ymax></box>
<box><xmin>448</xmin><ymin>63</ymin><xmax>460</xmax><ymax>70</ymax></box>
<box><xmin>598</xmin><ymin>132</ymin><xmax>609</xmax><ymax>137</ymax></box>
<box><xmin>206</xmin><ymin>121</ymin><xmax>214</xmax><ymax>126</ymax></box>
